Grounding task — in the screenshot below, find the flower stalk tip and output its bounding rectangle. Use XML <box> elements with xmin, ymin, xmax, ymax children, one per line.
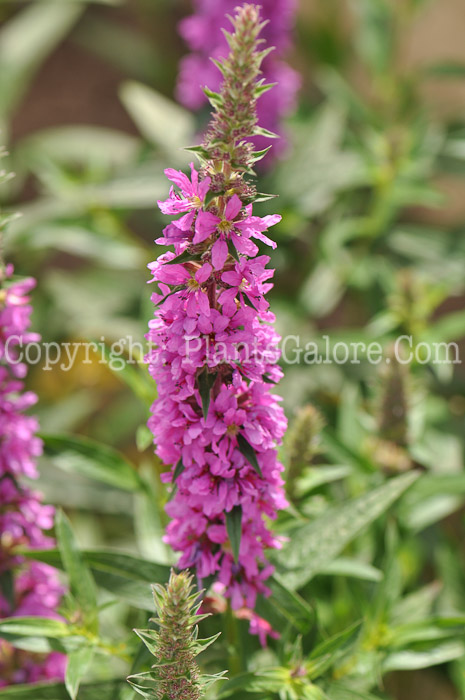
<box><xmin>127</xmin><ymin>570</ymin><xmax>225</xmax><ymax>700</ymax></box>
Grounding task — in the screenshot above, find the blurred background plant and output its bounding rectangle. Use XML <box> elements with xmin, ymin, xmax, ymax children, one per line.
<box><xmin>0</xmin><ymin>0</ymin><xmax>465</xmax><ymax>699</ymax></box>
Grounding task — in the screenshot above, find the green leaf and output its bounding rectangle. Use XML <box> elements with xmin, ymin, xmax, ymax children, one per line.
<box><xmin>0</xmin><ymin>617</ymin><xmax>70</xmax><ymax>639</ymax></box>
<box><xmin>307</xmin><ymin>622</ymin><xmax>361</xmax><ymax>679</ymax></box>
<box><xmin>120</xmin><ymin>81</ymin><xmax>194</xmax><ymax>163</ymax></box>
<box><xmin>164</xmin><ymin>249</ymin><xmax>203</xmax><ymax>265</ymax></box>
<box><xmin>0</xmin><ymin>3</ymin><xmax>84</xmax><ymax>119</ymax></box>
<box><xmin>203</xmin><ymin>86</ymin><xmax>223</xmax><ymax>107</ymax></box>
<box><xmin>126</xmin><ymin>672</ymin><xmax>158</xmax><ymax>699</ymax></box>
<box><xmin>389</xmin><ymin>616</ymin><xmax>465</xmax><ymax>647</ymax></box>
<box><xmin>252</xmin><ymin>126</ymin><xmax>279</xmax><ymax>139</ymax></box>
<box><xmin>319</xmin><ymin>557</ymin><xmax>383</xmax><ymax>582</ymax></box>
<box><xmin>55</xmin><ymin>510</ymin><xmax>98</xmax><ymax>633</ymax></box>
<box><xmin>16</xmin><ymin>126</ymin><xmax>139</xmax><ymax>170</ymax></box>
<box><xmin>226</xmin><ymin>505</ymin><xmax>242</xmax><ymax>564</ymax></box>
<box><xmin>65</xmin><ymin>646</ymin><xmax>94</xmax><ymax>700</ymax></box>
<box><xmin>173</xmin><ymin>458</ymin><xmax>185</xmax><ymax>481</ymax></box>
<box><xmin>383</xmin><ymin>641</ymin><xmax>465</xmax><ymax>672</ymax></box>
<box><xmin>0</xmin><ymin>680</ymin><xmax>129</xmax><ymax>700</ymax></box>
<box><xmin>24</xmin><ymin>549</ymin><xmax>170</xmax><ymax>611</ymax></box>
<box><xmin>227</xmin><ymin>239</ymin><xmax>240</xmax><ymax>262</ymax></box>
<box><xmin>295</xmin><ymin>465</ymin><xmax>352</xmax><ymax>496</ymax></box>
<box><xmin>321</xmin><ymin>428</ymin><xmax>375</xmax><ymax>473</ymax></box>
<box><xmin>253</xmin><ymin>192</ymin><xmax>279</xmax><ymax>203</ymax></box>
<box><xmin>18</xmin><ymin>224</ymin><xmax>145</xmax><ymax>271</ymax></box>
<box><xmin>236</xmin><ymin>434</ymin><xmax>263</xmax><ymax>477</ymax></box>
<box><xmin>41</xmin><ymin>434</ymin><xmax>143</xmax><ymax>492</ymax></box>
<box><xmin>256</xmin><ymin>575</ymin><xmax>314</xmax><ymax>634</ymax></box>
<box><xmin>251</xmin><ymin>146</ymin><xmax>272</xmax><ymax>164</ymax></box>
<box><xmin>254</xmin><ymin>81</ymin><xmax>276</xmax><ymax>97</ymax></box>
<box><xmin>273</xmin><ymin>472</ymin><xmax>419</xmax><ymax>589</ymax></box>
<box><xmin>184</xmin><ymin>145</ymin><xmax>210</xmax><ymax>160</ymax></box>
<box><xmin>0</xmin><ymin>569</ymin><xmax>14</xmax><ymax>610</ymax></box>
<box><xmin>326</xmin><ymin>683</ymin><xmax>383</xmax><ymax>700</ymax></box>
<box><xmin>197</xmin><ymin>367</ymin><xmax>215</xmax><ymax>420</ymax></box>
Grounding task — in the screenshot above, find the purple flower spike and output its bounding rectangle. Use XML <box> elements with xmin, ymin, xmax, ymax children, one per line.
<box><xmin>0</xmin><ymin>266</ymin><xmax>65</xmax><ymax>686</ymax></box>
<box><xmin>146</xmin><ymin>5</ymin><xmax>288</xmax><ymax>637</ymax></box>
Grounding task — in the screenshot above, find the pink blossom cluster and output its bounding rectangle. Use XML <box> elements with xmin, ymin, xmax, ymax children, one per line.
<box><xmin>176</xmin><ymin>0</ymin><xmax>300</xmax><ymax>156</ymax></box>
<box><xmin>146</xmin><ymin>164</ymin><xmax>288</xmax><ymax>613</ymax></box>
<box><xmin>0</xmin><ymin>266</ymin><xmax>65</xmax><ymax>687</ymax></box>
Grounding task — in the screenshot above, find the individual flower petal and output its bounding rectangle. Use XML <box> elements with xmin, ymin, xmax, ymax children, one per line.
<box><xmin>195</xmin><ymin>262</ymin><xmax>213</xmax><ymax>284</ymax></box>
<box><xmin>194</xmin><ymin>210</ymin><xmax>220</xmax><ymax>244</ymax></box>
<box><xmin>211</xmin><ymin>239</ymin><xmax>228</xmax><ymax>270</ymax></box>
<box><xmin>224</xmin><ymin>193</ymin><xmax>243</xmax><ymax>221</ymax></box>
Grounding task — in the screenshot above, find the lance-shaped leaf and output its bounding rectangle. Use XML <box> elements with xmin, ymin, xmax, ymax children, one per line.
<box><xmin>226</xmin><ymin>505</ymin><xmax>242</xmax><ymax>564</ymax></box>
<box><xmin>0</xmin><ymin>617</ymin><xmax>70</xmax><ymax>639</ymax></box>
<box><xmin>184</xmin><ymin>144</ymin><xmax>210</xmax><ymax>160</ymax></box>
<box><xmin>66</xmin><ymin>645</ymin><xmax>94</xmax><ymax>700</ymax></box>
<box><xmin>236</xmin><ymin>434</ymin><xmax>263</xmax><ymax>477</ymax></box>
<box><xmin>41</xmin><ymin>434</ymin><xmax>143</xmax><ymax>492</ymax></box>
<box><xmin>163</xmin><ymin>249</ymin><xmax>203</xmax><ymax>265</ymax></box>
<box><xmin>227</xmin><ymin>238</ymin><xmax>240</xmax><ymax>262</ymax></box>
<box><xmin>204</xmin><ymin>86</ymin><xmax>223</xmax><ymax>107</ymax></box>
<box><xmin>197</xmin><ymin>366</ymin><xmax>215</xmax><ymax>420</ymax></box>
<box><xmin>255</xmin><ymin>575</ymin><xmax>314</xmax><ymax>634</ymax></box>
<box><xmin>273</xmin><ymin>472</ymin><xmax>419</xmax><ymax>590</ymax></box>
<box><xmin>253</xmin><ymin>125</ymin><xmax>279</xmax><ymax>139</ymax></box>
<box><xmin>56</xmin><ymin>510</ymin><xmax>99</xmax><ymax>634</ymax></box>
<box><xmin>251</xmin><ymin>146</ymin><xmax>272</xmax><ymax>164</ymax></box>
<box><xmin>24</xmin><ymin>548</ymin><xmax>170</xmax><ymax>611</ymax></box>
<box><xmin>0</xmin><ymin>680</ymin><xmax>129</xmax><ymax>700</ymax></box>
<box><xmin>173</xmin><ymin>458</ymin><xmax>185</xmax><ymax>481</ymax></box>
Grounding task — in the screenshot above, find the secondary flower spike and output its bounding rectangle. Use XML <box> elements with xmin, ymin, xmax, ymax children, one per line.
<box><xmin>127</xmin><ymin>570</ymin><xmax>225</xmax><ymax>699</ymax></box>
<box><xmin>177</xmin><ymin>0</ymin><xmax>300</xmax><ymax>160</ymax></box>
<box><xmin>0</xmin><ymin>164</ymin><xmax>65</xmax><ymax>686</ymax></box>
<box><xmin>146</xmin><ymin>4</ymin><xmax>288</xmax><ymax>619</ymax></box>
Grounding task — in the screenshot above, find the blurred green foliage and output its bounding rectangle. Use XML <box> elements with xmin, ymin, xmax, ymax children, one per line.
<box><xmin>1</xmin><ymin>0</ymin><xmax>465</xmax><ymax>699</ymax></box>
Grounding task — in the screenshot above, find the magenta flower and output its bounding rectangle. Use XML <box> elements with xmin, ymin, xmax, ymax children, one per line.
<box><xmin>0</xmin><ymin>266</ymin><xmax>65</xmax><ymax>685</ymax></box>
<box><xmin>194</xmin><ymin>193</ymin><xmax>281</xmax><ymax>266</ymax></box>
<box><xmin>146</xmin><ymin>6</ymin><xmax>288</xmax><ymax>627</ymax></box>
<box><xmin>158</xmin><ymin>164</ymin><xmax>211</xmax><ymax>215</ymax></box>
<box><xmin>219</xmin><ymin>256</ymin><xmax>274</xmax><ymax>316</ymax></box>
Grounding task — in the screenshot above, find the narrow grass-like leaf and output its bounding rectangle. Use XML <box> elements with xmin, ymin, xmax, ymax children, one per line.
<box><xmin>55</xmin><ymin>511</ymin><xmax>98</xmax><ymax>633</ymax></box>
<box><xmin>0</xmin><ymin>680</ymin><xmax>129</xmax><ymax>700</ymax></box>
<box><xmin>41</xmin><ymin>434</ymin><xmax>143</xmax><ymax>492</ymax></box>
<box><xmin>120</xmin><ymin>81</ymin><xmax>194</xmax><ymax>163</ymax></box>
<box><xmin>383</xmin><ymin>641</ymin><xmax>465</xmax><ymax>672</ymax></box>
<box><xmin>24</xmin><ymin>549</ymin><xmax>170</xmax><ymax>611</ymax></box>
<box><xmin>236</xmin><ymin>434</ymin><xmax>263</xmax><ymax>477</ymax></box>
<box><xmin>173</xmin><ymin>458</ymin><xmax>185</xmax><ymax>481</ymax></box>
<box><xmin>0</xmin><ymin>617</ymin><xmax>70</xmax><ymax>639</ymax></box>
<box><xmin>226</xmin><ymin>506</ymin><xmax>242</xmax><ymax>564</ymax></box>
<box><xmin>197</xmin><ymin>367</ymin><xmax>215</xmax><ymax>420</ymax></box>
<box><xmin>256</xmin><ymin>575</ymin><xmax>314</xmax><ymax>633</ymax></box>
<box><xmin>164</xmin><ymin>249</ymin><xmax>203</xmax><ymax>265</ymax></box>
<box><xmin>227</xmin><ymin>238</ymin><xmax>240</xmax><ymax>262</ymax></box>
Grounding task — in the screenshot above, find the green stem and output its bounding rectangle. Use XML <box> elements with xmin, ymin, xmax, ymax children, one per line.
<box><xmin>225</xmin><ymin>601</ymin><xmax>241</xmax><ymax>675</ymax></box>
